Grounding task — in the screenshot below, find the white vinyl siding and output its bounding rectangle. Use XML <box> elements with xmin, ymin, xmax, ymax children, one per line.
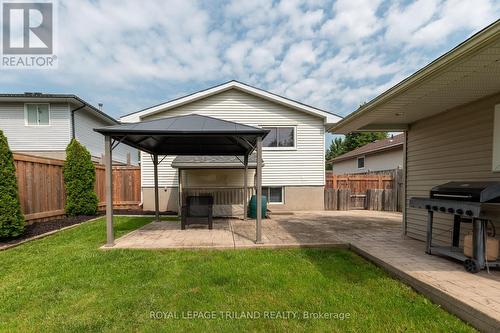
<box><xmin>140</xmin><ymin>89</ymin><xmax>325</xmax><ymax>187</ymax></box>
<box><xmin>492</xmin><ymin>104</ymin><xmax>500</xmax><ymax>172</ymax></box>
<box><xmin>332</xmin><ymin>148</ymin><xmax>403</xmax><ymax>174</ymax></box>
<box><xmin>74</xmin><ymin>111</ymin><xmax>138</xmax><ymax>165</ymax></box>
<box><xmin>406</xmin><ymin>93</ymin><xmax>500</xmax><ymax>244</ymax></box>
<box><xmin>0</xmin><ymin>102</ymin><xmax>71</xmax><ymax>150</ymax></box>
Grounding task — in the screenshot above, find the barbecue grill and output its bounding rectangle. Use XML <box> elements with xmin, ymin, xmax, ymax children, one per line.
<box><xmin>410</xmin><ymin>182</ymin><xmax>500</xmax><ymax>273</ymax></box>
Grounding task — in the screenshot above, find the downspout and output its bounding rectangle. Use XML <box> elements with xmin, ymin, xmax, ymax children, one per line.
<box><xmin>70</xmin><ymin>103</ymin><xmax>86</xmax><ymax>139</ymax></box>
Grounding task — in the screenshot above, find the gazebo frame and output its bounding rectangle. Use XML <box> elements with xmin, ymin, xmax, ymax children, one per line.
<box><xmin>95</xmin><ymin>114</ymin><xmax>269</xmax><ymax>246</ymax></box>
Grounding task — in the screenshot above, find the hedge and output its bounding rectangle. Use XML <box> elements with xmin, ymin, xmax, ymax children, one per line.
<box><xmin>63</xmin><ymin>139</ymin><xmax>98</xmax><ymax>216</ymax></box>
<box><xmin>0</xmin><ymin>130</ymin><xmax>25</xmax><ymax>238</ymax></box>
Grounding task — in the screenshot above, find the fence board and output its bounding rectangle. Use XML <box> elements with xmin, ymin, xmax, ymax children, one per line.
<box><xmin>326</xmin><ymin>169</ymin><xmax>402</xmax><ymax>212</ymax></box>
<box><xmin>13</xmin><ymin>154</ymin><xmax>141</xmax><ymax>223</ymax></box>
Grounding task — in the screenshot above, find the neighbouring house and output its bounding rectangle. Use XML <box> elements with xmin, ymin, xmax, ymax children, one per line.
<box><xmin>331</xmin><ymin>20</ymin><xmax>500</xmax><ymax>245</ymax></box>
<box><xmin>330</xmin><ymin>134</ymin><xmax>404</xmax><ymax>174</ymax></box>
<box><xmin>120</xmin><ymin>80</ymin><xmax>341</xmax><ymax>214</ymax></box>
<box><xmin>0</xmin><ymin>93</ymin><xmax>138</xmax><ymax>165</ymax></box>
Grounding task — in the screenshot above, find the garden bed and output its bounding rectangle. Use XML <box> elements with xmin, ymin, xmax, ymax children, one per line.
<box><xmin>0</xmin><ymin>214</ymin><xmax>102</xmax><ymax>248</ymax></box>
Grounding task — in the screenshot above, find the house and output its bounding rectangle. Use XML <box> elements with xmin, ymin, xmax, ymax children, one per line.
<box><xmin>120</xmin><ymin>81</ymin><xmax>341</xmax><ymax>214</ymax></box>
<box><xmin>0</xmin><ymin>93</ymin><xmax>138</xmax><ymax>165</ymax></box>
<box><xmin>330</xmin><ymin>134</ymin><xmax>404</xmax><ymax>174</ymax></box>
<box><xmin>330</xmin><ymin>20</ymin><xmax>500</xmax><ymax>244</ymax></box>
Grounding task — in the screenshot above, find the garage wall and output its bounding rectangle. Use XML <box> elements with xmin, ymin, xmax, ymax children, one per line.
<box><xmin>406</xmin><ymin>93</ymin><xmax>500</xmax><ymax>244</ymax></box>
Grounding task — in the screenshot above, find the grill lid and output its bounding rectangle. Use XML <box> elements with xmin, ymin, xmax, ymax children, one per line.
<box><xmin>430</xmin><ymin>181</ymin><xmax>500</xmax><ymax>203</ymax></box>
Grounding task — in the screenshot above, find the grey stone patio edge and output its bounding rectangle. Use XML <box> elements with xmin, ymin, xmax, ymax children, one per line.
<box><xmin>349</xmin><ymin>244</ymin><xmax>500</xmax><ymax>333</ymax></box>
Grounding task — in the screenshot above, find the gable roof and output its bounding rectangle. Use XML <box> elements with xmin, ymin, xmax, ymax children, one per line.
<box><xmin>120</xmin><ymin>80</ymin><xmax>342</xmax><ymax>125</ymax></box>
<box><xmin>0</xmin><ymin>93</ymin><xmax>118</xmax><ymax>124</ymax></box>
<box><xmin>331</xmin><ymin>134</ymin><xmax>404</xmax><ymax>163</ymax></box>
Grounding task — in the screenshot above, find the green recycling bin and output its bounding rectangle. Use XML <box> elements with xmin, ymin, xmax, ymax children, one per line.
<box><xmin>248</xmin><ymin>195</ymin><xmax>267</xmax><ymax>219</ymax></box>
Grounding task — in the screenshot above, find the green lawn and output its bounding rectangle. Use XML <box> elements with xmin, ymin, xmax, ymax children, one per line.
<box><xmin>0</xmin><ymin>216</ymin><xmax>475</xmax><ymax>332</ymax></box>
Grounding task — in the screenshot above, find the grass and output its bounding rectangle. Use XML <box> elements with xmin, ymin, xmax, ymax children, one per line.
<box><xmin>0</xmin><ymin>216</ymin><xmax>475</xmax><ymax>332</ymax></box>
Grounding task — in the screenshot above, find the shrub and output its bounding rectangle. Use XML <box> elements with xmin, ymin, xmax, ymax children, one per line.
<box><xmin>63</xmin><ymin>139</ymin><xmax>98</xmax><ymax>216</ymax></box>
<box><xmin>0</xmin><ymin>130</ymin><xmax>25</xmax><ymax>238</ymax></box>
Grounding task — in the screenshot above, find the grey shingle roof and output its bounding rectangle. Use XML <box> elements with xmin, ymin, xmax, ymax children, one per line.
<box><xmin>331</xmin><ymin>134</ymin><xmax>404</xmax><ymax>162</ymax></box>
<box><xmin>94</xmin><ymin>114</ymin><xmax>269</xmax><ymax>156</ymax></box>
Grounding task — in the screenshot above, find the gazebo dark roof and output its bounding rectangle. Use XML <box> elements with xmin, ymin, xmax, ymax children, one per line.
<box><xmin>94</xmin><ymin>114</ymin><xmax>269</xmax><ymax>156</ymax></box>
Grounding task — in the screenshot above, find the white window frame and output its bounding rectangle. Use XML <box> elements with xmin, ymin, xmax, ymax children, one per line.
<box><xmin>493</xmin><ymin>104</ymin><xmax>500</xmax><ymax>172</ymax></box>
<box><xmin>24</xmin><ymin>103</ymin><xmax>51</xmax><ymax>126</ymax></box>
<box><xmin>263</xmin><ymin>186</ymin><xmax>284</xmax><ymax>204</ymax></box>
<box><xmin>357</xmin><ymin>156</ymin><xmax>365</xmax><ymax>169</ymax></box>
<box><xmin>261</xmin><ymin>125</ymin><xmax>297</xmax><ymax>151</ymax></box>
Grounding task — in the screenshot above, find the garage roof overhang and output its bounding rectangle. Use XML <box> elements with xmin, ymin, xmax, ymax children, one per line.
<box><xmin>94</xmin><ymin>114</ymin><xmax>269</xmax><ymax>156</ymax></box>
<box><xmin>331</xmin><ymin>20</ymin><xmax>500</xmax><ymax>134</ymax></box>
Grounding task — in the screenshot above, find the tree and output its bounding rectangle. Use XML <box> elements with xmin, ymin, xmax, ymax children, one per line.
<box><xmin>325</xmin><ymin>137</ymin><xmax>346</xmax><ymax>169</ymax></box>
<box><xmin>0</xmin><ymin>130</ymin><xmax>25</xmax><ymax>238</ymax></box>
<box><xmin>343</xmin><ymin>132</ymin><xmax>388</xmax><ymax>152</ymax></box>
<box><xmin>63</xmin><ymin>139</ymin><xmax>98</xmax><ymax>216</ymax></box>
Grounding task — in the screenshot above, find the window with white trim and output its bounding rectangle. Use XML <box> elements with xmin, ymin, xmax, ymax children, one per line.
<box><xmin>262</xmin><ymin>186</ymin><xmax>283</xmax><ymax>204</ymax></box>
<box><xmin>25</xmin><ymin>104</ymin><xmax>50</xmax><ymax>126</ymax></box>
<box><xmin>357</xmin><ymin>156</ymin><xmax>365</xmax><ymax>169</ymax></box>
<box><xmin>262</xmin><ymin>127</ymin><xmax>295</xmax><ymax>148</ymax></box>
<box><xmin>493</xmin><ymin>105</ymin><xmax>500</xmax><ymax>172</ymax></box>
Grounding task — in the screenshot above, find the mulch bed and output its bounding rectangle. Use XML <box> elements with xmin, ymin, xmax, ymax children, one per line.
<box><xmin>0</xmin><ymin>214</ymin><xmax>103</xmax><ymax>248</ymax></box>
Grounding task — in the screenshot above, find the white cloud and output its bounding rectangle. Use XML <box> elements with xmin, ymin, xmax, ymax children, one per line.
<box><xmin>321</xmin><ymin>0</ymin><xmax>383</xmax><ymax>44</ymax></box>
<box><xmin>2</xmin><ymin>0</ymin><xmax>499</xmax><ymax>120</ymax></box>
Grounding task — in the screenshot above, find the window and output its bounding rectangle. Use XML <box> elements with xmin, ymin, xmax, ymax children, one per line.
<box><xmin>357</xmin><ymin>156</ymin><xmax>365</xmax><ymax>169</ymax></box>
<box><xmin>493</xmin><ymin>105</ymin><xmax>500</xmax><ymax>172</ymax></box>
<box><xmin>262</xmin><ymin>127</ymin><xmax>295</xmax><ymax>148</ymax></box>
<box><xmin>25</xmin><ymin>104</ymin><xmax>50</xmax><ymax>125</ymax></box>
<box><xmin>262</xmin><ymin>186</ymin><xmax>284</xmax><ymax>204</ymax></box>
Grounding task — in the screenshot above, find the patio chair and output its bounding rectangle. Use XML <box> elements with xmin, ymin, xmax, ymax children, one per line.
<box><xmin>181</xmin><ymin>196</ymin><xmax>214</xmax><ymax>230</ymax></box>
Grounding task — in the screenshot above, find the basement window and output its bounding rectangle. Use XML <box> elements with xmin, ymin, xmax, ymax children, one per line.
<box><xmin>493</xmin><ymin>105</ymin><xmax>500</xmax><ymax>172</ymax></box>
<box><xmin>262</xmin><ymin>186</ymin><xmax>284</xmax><ymax>204</ymax></box>
<box><xmin>357</xmin><ymin>156</ymin><xmax>365</xmax><ymax>169</ymax></box>
<box><xmin>25</xmin><ymin>104</ymin><xmax>50</xmax><ymax>126</ymax></box>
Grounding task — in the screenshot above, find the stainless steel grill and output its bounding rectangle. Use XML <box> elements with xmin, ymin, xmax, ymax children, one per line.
<box><xmin>410</xmin><ymin>182</ymin><xmax>500</xmax><ymax>273</ymax></box>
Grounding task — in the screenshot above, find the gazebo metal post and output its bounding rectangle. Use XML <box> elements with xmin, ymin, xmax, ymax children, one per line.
<box><xmin>256</xmin><ymin>136</ymin><xmax>263</xmax><ymax>244</ymax></box>
<box><xmin>153</xmin><ymin>154</ymin><xmax>160</xmax><ymax>222</ymax></box>
<box><xmin>178</xmin><ymin>168</ymin><xmax>182</xmax><ymax>216</ymax></box>
<box><xmin>104</xmin><ymin>135</ymin><xmax>114</xmax><ymax>247</ymax></box>
<box><xmin>243</xmin><ymin>154</ymin><xmax>248</xmax><ymax>220</ymax></box>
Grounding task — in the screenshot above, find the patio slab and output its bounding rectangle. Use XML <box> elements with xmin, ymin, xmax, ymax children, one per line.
<box><xmin>107</xmin><ymin>210</ymin><xmax>500</xmax><ymax>332</ymax></box>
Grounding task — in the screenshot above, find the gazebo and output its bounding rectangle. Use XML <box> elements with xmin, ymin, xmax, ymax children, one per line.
<box><xmin>94</xmin><ymin>114</ymin><xmax>269</xmax><ymax>246</ymax></box>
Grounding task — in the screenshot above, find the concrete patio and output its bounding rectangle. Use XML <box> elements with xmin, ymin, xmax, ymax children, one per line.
<box><xmin>107</xmin><ymin>210</ymin><xmax>500</xmax><ymax>332</ymax></box>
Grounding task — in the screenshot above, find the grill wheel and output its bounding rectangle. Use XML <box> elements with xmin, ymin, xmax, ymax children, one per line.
<box><xmin>464</xmin><ymin>259</ymin><xmax>480</xmax><ymax>273</ymax></box>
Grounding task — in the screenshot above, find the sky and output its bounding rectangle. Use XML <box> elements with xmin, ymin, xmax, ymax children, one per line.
<box><xmin>1</xmin><ymin>0</ymin><xmax>499</xmax><ymax>146</ymax></box>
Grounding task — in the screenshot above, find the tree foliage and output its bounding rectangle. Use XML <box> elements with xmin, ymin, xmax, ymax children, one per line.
<box><xmin>63</xmin><ymin>139</ymin><xmax>98</xmax><ymax>216</ymax></box>
<box><xmin>325</xmin><ymin>137</ymin><xmax>346</xmax><ymax>169</ymax></box>
<box><xmin>343</xmin><ymin>132</ymin><xmax>388</xmax><ymax>152</ymax></box>
<box><xmin>325</xmin><ymin>132</ymin><xmax>388</xmax><ymax>169</ymax></box>
<box><xmin>0</xmin><ymin>130</ymin><xmax>25</xmax><ymax>238</ymax></box>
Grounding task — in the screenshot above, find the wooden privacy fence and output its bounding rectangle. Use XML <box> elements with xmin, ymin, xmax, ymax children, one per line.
<box><xmin>325</xmin><ymin>169</ymin><xmax>403</xmax><ymax>212</ymax></box>
<box><xmin>13</xmin><ymin>154</ymin><xmax>141</xmax><ymax>223</ymax></box>
<box><xmin>326</xmin><ymin>171</ymin><xmax>397</xmax><ymax>191</ymax></box>
<box><xmin>325</xmin><ymin>189</ymin><xmax>399</xmax><ymax>212</ymax></box>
